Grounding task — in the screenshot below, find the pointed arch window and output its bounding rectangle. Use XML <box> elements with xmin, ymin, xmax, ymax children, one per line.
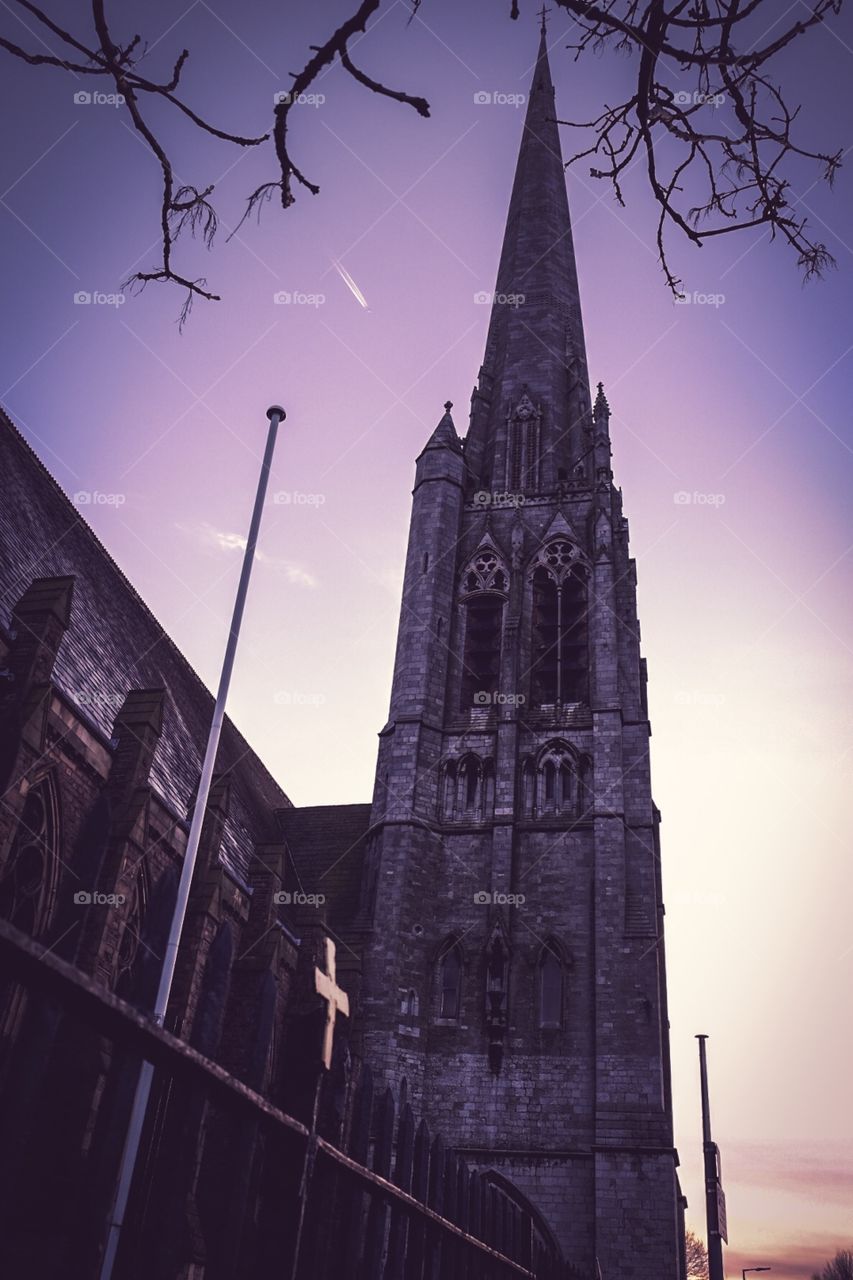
<box><xmin>438</xmin><ymin>943</ymin><xmax>462</xmax><ymax>1020</ymax></box>
<box><xmin>539</xmin><ymin>943</ymin><xmax>563</xmax><ymax>1029</ymax></box>
<box><xmin>115</xmin><ymin>865</ymin><xmax>148</xmax><ymax>997</ymax></box>
<box><xmin>522</xmin><ymin>741</ymin><xmax>586</xmax><ymax>820</ymax></box>
<box><xmin>116</xmin><ymin>862</ymin><xmax>178</xmax><ymax>1010</ymax></box>
<box><xmin>482</xmin><ymin>758</ymin><xmax>496</xmax><ymax>817</ymax></box>
<box><xmin>400</xmin><ymin>988</ymin><xmax>420</xmax><ymax>1017</ymax></box>
<box><xmin>521</xmin><ymin>758</ymin><xmax>536</xmax><ymax>817</ymax></box>
<box><xmin>460</xmin><ymin>547</ymin><xmax>508</xmax><ymax>712</ymax></box>
<box><xmin>543</xmin><ymin>759</ymin><xmax>556</xmax><ymax>804</ymax></box>
<box><xmin>460</xmin><ymin>755</ymin><xmax>480</xmax><ymax>814</ymax></box>
<box><xmin>530</xmin><ymin>540</ymin><xmax>589</xmax><ymax>706</ymax></box>
<box><xmin>192</xmin><ymin>921</ymin><xmax>234</xmax><ymax>1056</ymax></box>
<box><xmin>439</xmin><ymin>754</ymin><xmax>494</xmax><ymax>823</ymax></box>
<box><xmin>462</xmin><ymin>547</ymin><xmax>509</xmax><ymax>595</ymax></box>
<box><xmin>0</xmin><ymin>774</ymin><xmax>60</xmax><ymax>939</ymax></box>
<box><xmin>537</xmin><ymin>742</ymin><xmax>577</xmax><ymax>816</ymax></box>
<box><xmin>439</xmin><ymin>760</ymin><xmax>457</xmax><ymax>821</ymax></box>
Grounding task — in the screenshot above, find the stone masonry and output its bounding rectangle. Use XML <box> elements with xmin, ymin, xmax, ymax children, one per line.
<box><xmin>359</xmin><ymin>30</ymin><xmax>683</xmax><ymax>1278</ymax></box>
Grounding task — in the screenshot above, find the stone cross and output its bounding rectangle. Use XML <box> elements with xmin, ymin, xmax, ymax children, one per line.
<box><xmin>314</xmin><ymin>936</ymin><xmax>350</xmax><ymax>1070</ymax></box>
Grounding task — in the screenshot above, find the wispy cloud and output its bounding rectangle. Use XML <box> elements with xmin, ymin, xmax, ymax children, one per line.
<box><xmin>728</xmin><ymin>1140</ymin><xmax>853</xmax><ymax>1206</ymax></box>
<box><xmin>181</xmin><ymin>521</ymin><xmax>318</xmax><ymax>588</ymax></box>
<box><xmin>209</xmin><ymin>527</ymin><xmax>248</xmax><ymax>553</ymax></box>
<box><xmin>714</xmin><ymin>1141</ymin><xmax>853</xmax><ymax>1279</ymax></box>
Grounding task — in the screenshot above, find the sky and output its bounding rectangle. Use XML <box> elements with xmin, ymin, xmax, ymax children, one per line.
<box><xmin>1</xmin><ymin>1</ymin><xmax>851</xmax><ymax>1274</ymax></box>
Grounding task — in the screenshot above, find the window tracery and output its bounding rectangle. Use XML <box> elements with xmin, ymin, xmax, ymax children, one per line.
<box><xmin>0</xmin><ymin>774</ymin><xmax>60</xmax><ymax>939</ymax></box>
<box><xmin>530</xmin><ymin>540</ymin><xmax>589</xmax><ymax>705</ymax></box>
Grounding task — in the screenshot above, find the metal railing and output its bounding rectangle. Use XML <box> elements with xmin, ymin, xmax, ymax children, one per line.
<box><xmin>0</xmin><ymin>919</ymin><xmax>572</xmax><ymax>1279</ymax></box>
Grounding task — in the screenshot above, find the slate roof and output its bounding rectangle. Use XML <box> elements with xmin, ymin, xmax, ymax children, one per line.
<box><xmin>277</xmin><ymin>803</ymin><xmax>372</xmax><ymax>928</ymax></box>
<box><xmin>0</xmin><ymin>407</ymin><xmax>291</xmax><ymax>883</ymax></box>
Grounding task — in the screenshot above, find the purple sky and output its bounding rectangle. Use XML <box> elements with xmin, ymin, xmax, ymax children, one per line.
<box><xmin>1</xmin><ymin>2</ymin><xmax>852</xmax><ymax>1273</ymax></box>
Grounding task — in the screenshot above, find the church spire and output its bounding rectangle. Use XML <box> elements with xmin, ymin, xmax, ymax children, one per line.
<box><xmin>465</xmin><ymin>29</ymin><xmax>591</xmax><ymax>493</ymax></box>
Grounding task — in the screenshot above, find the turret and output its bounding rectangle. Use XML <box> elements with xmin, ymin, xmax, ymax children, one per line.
<box><xmin>385</xmin><ymin>403</ymin><xmax>464</xmax><ymax>731</ymax></box>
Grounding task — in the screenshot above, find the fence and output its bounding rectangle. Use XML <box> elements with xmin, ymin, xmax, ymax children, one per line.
<box><xmin>0</xmin><ymin>918</ymin><xmax>577</xmax><ymax>1279</ymax></box>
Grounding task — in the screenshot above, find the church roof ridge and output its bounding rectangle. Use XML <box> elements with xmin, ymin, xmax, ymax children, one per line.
<box><xmin>0</xmin><ymin>404</ymin><xmax>294</xmax><ymax>840</ymax></box>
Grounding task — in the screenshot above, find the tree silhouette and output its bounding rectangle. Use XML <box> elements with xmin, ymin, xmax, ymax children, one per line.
<box><xmin>1</xmin><ymin>0</ymin><xmax>843</xmax><ymax>321</ymax></box>
<box><xmin>686</xmin><ymin>1228</ymin><xmax>710</xmax><ymax>1280</ymax></box>
<box><xmin>813</xmin><ymin>1249</ymin><xmax>853</xmax><ymax>1280</ymax></box>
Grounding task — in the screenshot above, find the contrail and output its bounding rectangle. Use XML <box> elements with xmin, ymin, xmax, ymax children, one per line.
<box><xmin>332</xmin><ymin>259</ymin><xmax>370</xmax><ymax>310</ymax></box>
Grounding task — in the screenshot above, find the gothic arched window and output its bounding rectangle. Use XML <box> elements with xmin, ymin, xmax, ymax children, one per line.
<box><xmin>400</xmin><ymin>988</ymin><xmax>419</xmax><ymax>1017</ymax></box>
<box><xmin>439</xmin><ymin>760</ymin><xmax>457</xmax><ymax>821</ymax></box>
<box><xmin>530</xmin><ymin>541</ymin><xmax>589</xmax><ymax>706</ymax></box>
<box><xmin>438</xmin><ymin>943</ymin><xmax>462</xmax><ymax>1020</ymax></box>
<box><xmin>482</xmin><ymin>758</ymin><xmax>496</xmax><ymax>817</ymax></box>
<box><xmin>461</xmin><ymin>598</ymin><xmax>504</xmax><ymax>711</ymax></box>
<box><xmin>192</xmin><ymin>920</ymin><xmax>234</xmax><ymax>1056</ymax></box>
<box><xmin>539</xmin><ymin>942</ymin><xmax>563</xmax><ymax>1029</ymax></box>
<box><xmin>462</xmin><ymin>547</ymin><xmax>508</xmax><ymax>595</ymax></box>
<box><xmin>115</xmin><ymin>865</ymin><xmax>148</xmax><ymax>997</ymax></box>
<box><xmin>439</xmin><ymin>755</ymin><xmax>494</xmax><ymax>823</ymax></box>
<box><xmin>116</xmin><ymin>863</ymin><xmax>178</xmax><ymax>1011</ymax></box>
<box><xmin>0</xmin><ymin>774</ymin><xmax>60</xmax><ymax>939</ymax></box>
<box><xmin>543</xmin><ymin>759</ymin><xmax>556</xmax><ymax>804</ymax></box>
<box><xmin>460</xmin><ymin>547</ymin><xmax>508</xmax><ymax>712</ymax></box>
<box><xmin>536</xmin><ymin>741</ymin><xmax>577</xmax><ymax>817</ymax></box>
<box><xmin>521</xmin><ymin>758</ymin><xmax>536</xmax><ymax>817</ymax></box>
<box><xmin>459</xmin><ymin>755</ymin><xmax>480</xmax><ymax>814</ymax></box>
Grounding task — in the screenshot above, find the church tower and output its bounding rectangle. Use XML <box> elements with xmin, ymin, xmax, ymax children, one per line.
<box><xmin>360</xmin><ymin>29</ymin><xmax>682</xmax><ymax>1277</ymax></box>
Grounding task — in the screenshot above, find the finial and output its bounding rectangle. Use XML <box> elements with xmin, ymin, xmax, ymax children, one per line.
<box><xmin>593</xmin><ymin>382</ymin><xmax>610</xmax><ymax>421</ymax></box>
<box><xmin>444</xmin><ymin>400</ymin><xmax>453</xmax><ymax>413</ymax></box>
<box><xmin>538</xmin><ymin>3</ymin><xmax>550</xmax><ymax>35</ymax></box>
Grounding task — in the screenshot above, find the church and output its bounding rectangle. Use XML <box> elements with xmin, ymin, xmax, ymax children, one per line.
<box><xmin>0</xmin><ymin>29</ymin><xmax>686</xmax><ymax>1280</ymax></box>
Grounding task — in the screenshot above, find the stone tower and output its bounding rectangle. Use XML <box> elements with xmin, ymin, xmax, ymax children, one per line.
<box><xmin>360</xmin><ymin>30</ymin><xmax>682</xmax><ymax>1278</ymax></box>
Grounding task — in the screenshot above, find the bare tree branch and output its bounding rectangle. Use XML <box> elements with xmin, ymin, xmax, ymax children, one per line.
<box><xmin>0</xmin><ymin>0</ymin><xmax>843</xmax><ymax>318</ymax></box>
<box><xmin>545</xmin><ymin>0</ymin><xmax>843</xmax><ymax>290</ymax></box>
